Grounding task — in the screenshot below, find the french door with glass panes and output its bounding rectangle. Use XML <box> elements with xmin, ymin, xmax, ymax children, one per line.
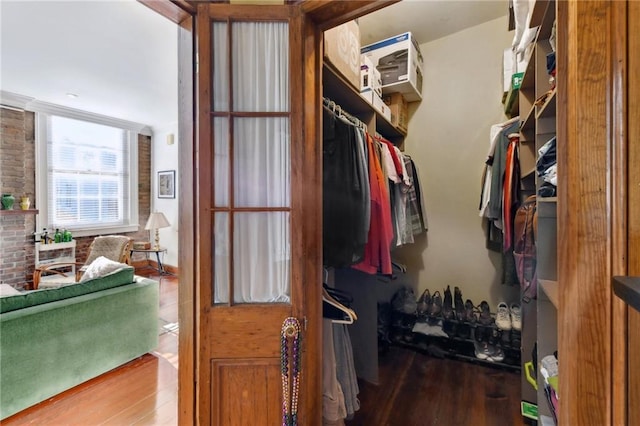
<box><xmin>194</xmin><ymin>4</ymin><xmax>321</xmax><ymax>425</ymax></box>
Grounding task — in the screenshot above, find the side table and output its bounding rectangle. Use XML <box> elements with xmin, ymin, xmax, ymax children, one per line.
<box><xmin>130</xmin><ymin>247</ymin><xmax>169</xmax><ymax>275</ymax></box>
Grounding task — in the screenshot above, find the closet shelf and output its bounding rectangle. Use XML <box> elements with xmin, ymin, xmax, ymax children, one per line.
<box><xmin>538</xmin><ymin>196</ymin><xmax>557</xmax><ymax>203</ymax></box>
<box><xmin>537</xmin><ymin>0</ymin><xmax>557</xmax><ymax>40</ymax></box>
<box><xmin>323</xmin><ymin>61</ymin><xmax>406</xmax><ymax>140</ymax></box>
<box><xmin>539</xmin><ymin>279</ymin><xmax>559</xmax><ymax>309</ymax></box>
<box><xmin>520</xmin><ymin>104</ymin><xmax>536</xmax><ymax>134</ymax></box>
<box><xmin>536</xmin><ymin>89</ymin><xmax>556</xmax><ymax>119</ymax></box>
<box><xmin>520</xmin><ymin>49</ymin><xmax>537</xmax><ymax>92</ymax></box>
<box><xmin>522</xmin><ymin>167</ymin><xmax>536</xmax><ymax>179</ymax></box>
<box><xmin>529</xmin><ymin>0</ymin><xmax>549</xmax><ymax>28</ymax></box>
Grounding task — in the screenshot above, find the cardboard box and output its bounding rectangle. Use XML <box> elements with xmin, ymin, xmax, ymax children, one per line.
<box><xmin>324</xmin><ymin>20</ymin><xmax>361</xmax><ymax>90</ymax></box>
<box><xmin>383</xmin><ymin>93</ymin><xmax>408</xmax><ymax>132</ymax></box>
<box><xmin>361</xmin><ymin>89</ymin><xmax>391</xmax><ymax>122</ymax></box>
<box><xmin>361</xmin><ymin>32</ymin><xmax>423</xmax><ymax>102</ymax></box>
<box><xmin>361</xmin><ymin>54</ymin><xmax>382</xmax><ymax>97</ymax></box>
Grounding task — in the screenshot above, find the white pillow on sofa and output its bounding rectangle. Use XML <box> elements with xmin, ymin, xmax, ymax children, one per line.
<box><xmin>0</xmin><ymin>284</ymin><xmax>21</xmax><ymax>297</ymax></box>
<box><xmin>79</xmin><ymin>256</ymin><xmax>128</xmax><ymax>283</ymax></box>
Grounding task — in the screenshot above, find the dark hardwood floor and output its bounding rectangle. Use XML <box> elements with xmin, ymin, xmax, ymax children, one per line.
<box><xmin>4</xmin><ymin>269</ymin><xmax>524</xmax><ymax>425</ymax></box>
<box><xmin>347</xmin><ymin>346</ymin><xmax>525</xmax><ymax>426</ymax></box>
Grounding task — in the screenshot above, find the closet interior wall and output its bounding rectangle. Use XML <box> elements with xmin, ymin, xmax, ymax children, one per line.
<box><xmin>392</xmin><ymin>16</ymin><xmax>518</xmax><ymax>308</ymax></box>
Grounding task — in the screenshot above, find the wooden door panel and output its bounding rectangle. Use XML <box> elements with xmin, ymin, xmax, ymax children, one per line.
<box><xmin>210</xmin><ymin>305</ymin><xmax>290</xmax><ymax>358</ymax></box>
<box><xmin>196</xmin><ymin>4</ymin><xmax>307</xmax><ymax>424</ymax></box>
<box><xmin>211</xmin><ymin>359</ymin><xmax>281</xmax><ymax>425</ymax></box>
<box><xmin>188</xmin><ymin>2</ymin><xmax>389</xmax><ymax>424</ymax></box>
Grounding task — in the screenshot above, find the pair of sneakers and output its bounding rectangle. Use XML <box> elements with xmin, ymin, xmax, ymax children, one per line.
<box><xmin>495</xmin><ymin>302</ymin><xmax>521</xmax><ymax>331</ymax></box>
<box><xmin>473</xmin><ymin>340</ymin><xmax>505</xmax><ymax>362</ymax></box>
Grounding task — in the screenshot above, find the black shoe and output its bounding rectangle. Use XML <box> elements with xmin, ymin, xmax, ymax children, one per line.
<box><xmin>478</xmin><ymin>300</ymin><xmax>493</xmax><ymax>326</ymax></box>
<box><xmin>442</xmin><ymin>286</ymin><xmax>454</xmax><ymax>320</ymax></box>
<box><xmin>416</xmin><ymin>289</ymin><xmax>431</xmax><ymax>316</ymax></box>
<box><xmin>454</xmin><ymin>286</ymin><xmax>465</xmax><ymax>320</ymax></box>
<box><xmin>429</xmin><ymin>291</ymin><xmax>443</xmax><ymax>317</ymax></box>
<box><xmin>464</xmin><ymin>299</ymin><xmax>477</xmax><ymax>323</ymax></box>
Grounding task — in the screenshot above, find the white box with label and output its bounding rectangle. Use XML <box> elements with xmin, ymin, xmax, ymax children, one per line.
<box><xmin>361</xmin><ymin>55</ymin><xmax>382</xmax><ymax>97</ymax></box>
<box><xmin>360</xmin><ymin>89</ymin><xmax>391</xmax><ymax>122</ymax></box>
<box><xmin>361</xmin><ymin>32</ymin><xmax>423</xmax><ymax>102</ymax></box>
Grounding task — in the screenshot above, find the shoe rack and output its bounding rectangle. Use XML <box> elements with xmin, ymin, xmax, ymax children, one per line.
<box><xmin>516</xmin><ymin>0</ymin><xmax>558</xmax><ymax>422</ymax></box>
<box><xmin>387</xmin><ymin>310</ymin><xmax>521</xmax><ymax>372</ymax></box>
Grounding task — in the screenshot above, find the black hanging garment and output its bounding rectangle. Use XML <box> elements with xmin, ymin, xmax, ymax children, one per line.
<box><xmin>322</xmin><ymin>107</ymin><xmax>368</xmax><ymax>267</ymax></box>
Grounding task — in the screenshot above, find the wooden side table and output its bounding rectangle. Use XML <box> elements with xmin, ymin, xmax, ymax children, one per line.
<box><xmin>130</xmin><ymin>247</ymin><xmax>169</xmax><ymax>275</ymax></box>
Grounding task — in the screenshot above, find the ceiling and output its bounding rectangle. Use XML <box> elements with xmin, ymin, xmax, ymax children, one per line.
<box><xmin>0</xmin><ymin>1</ymin><xmax>506</xmax><ymax>131</ymax></box>
<box><xmin>359</xmin><ymin>1</ymin><xmax>507</xmax><ymax>46</ymax></box>
<box><xmin>0</xmin><ymin>0</ymin><xmax>178</xmax><ymax>130</ymax></box>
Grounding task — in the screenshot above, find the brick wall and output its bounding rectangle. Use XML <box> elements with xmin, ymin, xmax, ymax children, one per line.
<box><xmin>0</xmin><ymin>107</ymin><xmax>151</xmax><ymax>289</ymax></box>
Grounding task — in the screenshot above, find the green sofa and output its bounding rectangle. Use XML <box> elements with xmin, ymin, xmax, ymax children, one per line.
<box><xmin>0</xmin><ymin>267</ymin><xmax>159</xmax><ymax>420</ymax></box>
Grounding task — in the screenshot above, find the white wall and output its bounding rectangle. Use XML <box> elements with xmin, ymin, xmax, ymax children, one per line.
<box><xmin>151</xmin><ymin>122</ymin><xmax>179</xmax><ymax>268</ymax></box>
<box><xmin>393</xmin><ymin>16</ymin><xmax>520</xmax><ymax>308</ymax></box>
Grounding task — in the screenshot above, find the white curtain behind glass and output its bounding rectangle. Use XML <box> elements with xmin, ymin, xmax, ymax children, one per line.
<box><xmin>232</xmin><ymin>22</ymin><xmax>289</xmax><ymax>112</ymax></box>
<box><xmin>212</xmin><ymin>21</ymin><xmax>291</xmax><ymax>304</ymax></box>
<box><xmin>212</xmin><ymin>22</ymin><xmax>229</xmax><ymax>112</ymax></box>
<box><xmin>234</xmin><ymin>118</ymin><xmax>290</xmax><ymax>207</ymax></box>
<box><xmin>234</xmin><ymin>212</ymin><xmax>290</xmax><ymax>303</ymax></box>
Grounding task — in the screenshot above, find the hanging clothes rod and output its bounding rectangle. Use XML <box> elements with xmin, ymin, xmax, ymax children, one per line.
<box><xmin>323</xmin><ymin>96</ymin><xmax>368</xmax><ymax>131</ymax></box>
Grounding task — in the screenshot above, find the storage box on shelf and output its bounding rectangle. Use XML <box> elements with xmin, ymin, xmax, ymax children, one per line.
<box><xmin>383</xmin><ymin>93</ymin><xmax>408</xmax><ymax>133</ymax></box>
<box><xmin>360</xmin><ymin>54</ymin><xmax>382</xmax><ymax>97</ymax></box>
<box><xmin>504</xmin><ymin>72</ymin><xmax>524</xmax><ymax>117</ymax></box>
<box><xmin>360</xmin><ymin>89</ymin><xmax>391</xmax><ymax>122</ymax></box>
<box><xmin>324</xmin><ymin>20</ymin><xmax>361</xmax><ymax>91</ymax></box>
<box><xmin>361</xmin><ymin>32</ymin><xmax>423</xmax><ymax>102</ymax></box>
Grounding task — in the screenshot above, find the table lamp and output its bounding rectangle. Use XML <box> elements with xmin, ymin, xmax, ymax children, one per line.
<box><xmin>145</xmin><ymin>212</ymin><xmax>170</xmax><ymax>250</ymax></box>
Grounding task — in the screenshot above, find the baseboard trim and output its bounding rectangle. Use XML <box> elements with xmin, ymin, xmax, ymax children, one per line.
<box><xmin>131</xmin><ymin>260</ymin><xmax>179</xmax><ymax>275</ymax></box>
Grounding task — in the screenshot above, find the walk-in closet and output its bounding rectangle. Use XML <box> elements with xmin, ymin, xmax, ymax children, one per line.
<box><xmin>319</xmin><ymin>2</ymin><xmax>549</xmax><ymax>425</ymax></box>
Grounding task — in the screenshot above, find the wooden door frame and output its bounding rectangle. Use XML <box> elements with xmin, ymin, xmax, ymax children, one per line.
<box><xmin>557</xmin><ymin>1</ymin><xmax>629</xmax><ymax>425</ymax></box>
<box><xmin>627</xmin><ymin>3</ymin><xmax>640</xmax><ymax>424</ymax></box>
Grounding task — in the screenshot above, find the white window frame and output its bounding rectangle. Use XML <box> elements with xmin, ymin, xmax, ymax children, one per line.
<box><xmin>34</xmin><ymin>103</ymin><xmax>149</xmax><ymax>237</ymax></box>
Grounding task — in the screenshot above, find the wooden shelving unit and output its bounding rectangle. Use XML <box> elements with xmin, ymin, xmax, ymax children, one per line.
<box><xmin>536</xmin><ymin>89</ymin><xmax>556</xmax><ymax>119</ymax></box>
<box><xmin>323</xmin><ymin>61</ymin><xmax>406</xmax><ymax>146</ymax></box>
<box><xmin>35</xmin><ymin>240</ymin><xmax>77</xmax><ymax>283</ymax></box>
<box><xmin>517</xmin><ymin>1</ymin><xmax>558</xmax><ymax>422</ymax></box>
<box><xmin>539</xmin><ymin>279</ymin><xmax>559</xmax><ymax>309</ymax></box>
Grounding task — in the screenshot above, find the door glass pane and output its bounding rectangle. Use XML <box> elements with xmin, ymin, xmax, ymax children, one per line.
<box><xmin>214</xmin><ymin>212</ymin><xmax>229</xmax><ymax>304</ymax></box>
<box><xmin>213</xmin><ymin>118</ymin><xmax>229</xmax><ymax>207</ymax></box>
<box><xmin>212</xmin><ymin>21</ymin><xmax>229</xmax><ymax>112</ymax></box>
<box><xmin>234</xmin><ymin>118</ymin><xmax>290</xmax><ymax>208</ymax></box>
<box><xmin>233</xmin><ymin>212</ymin><xmax>290</xmax><ymax>303</ymax></box>
<box><xmin>232</xmin><ymin>22</ymin><xmax>289</xmax><ymax>112</ymax></box>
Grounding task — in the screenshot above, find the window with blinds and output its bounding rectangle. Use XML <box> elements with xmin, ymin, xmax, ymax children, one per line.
<box><xmin>37</xmin><ymin>113</ymin><xmax>139</xmax><ymax>235</ymax></box>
